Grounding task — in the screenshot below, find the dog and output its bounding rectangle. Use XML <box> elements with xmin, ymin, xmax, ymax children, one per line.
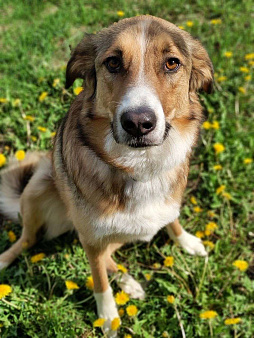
<box><xmin>0</xmin><ymin>15</ymin><xmax>213</xmax><ymax>336</ymax></box>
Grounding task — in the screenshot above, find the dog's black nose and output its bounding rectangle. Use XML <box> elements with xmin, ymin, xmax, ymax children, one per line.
<box><xmin>120</xmin><ymin>107</ymin><xmax>157</xmax><ymax>137</ymax></box>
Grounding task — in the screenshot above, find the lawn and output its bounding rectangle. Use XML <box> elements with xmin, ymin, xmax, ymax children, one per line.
<box><xmin>0</xmin><ymin>0</ymin><xmax>253</xmax><ymax>337</ymax></box>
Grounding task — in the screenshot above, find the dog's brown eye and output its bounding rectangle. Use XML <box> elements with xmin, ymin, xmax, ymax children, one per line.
<box><xmin>165</xmin><ymin>58</ymin><xmax>180</xmax><ymax>72</ymax></box>
<box><xmin>105</xmin><ymin>57</ymin><xmax>121</xmax><ymax>73</ymax></box>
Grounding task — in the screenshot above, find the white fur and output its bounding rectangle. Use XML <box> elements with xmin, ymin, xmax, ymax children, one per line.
<box><xmin>0</xmin><ymin>261</ymin><xmax>9</xmax><ymax>271</ymax></box>
<box><xmin>116</xmin><ymin>273</ymin><xmax>145</xmax><ymax>299</ymax></box>
<box><xmin>94</xmin><ymin>287</ymin><xmax>119</xmax><ymax>337</ymax></box>
<box><xmin>0</xmin><ymin>194</ymin><xmax>20</xmax><ymax>222</ymax></box>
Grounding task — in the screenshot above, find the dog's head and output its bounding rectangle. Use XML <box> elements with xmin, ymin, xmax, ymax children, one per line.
<box><xmin>66</xmin><ymin>16</ymin><xmax>213</xmax><ymax>178</ymax></box>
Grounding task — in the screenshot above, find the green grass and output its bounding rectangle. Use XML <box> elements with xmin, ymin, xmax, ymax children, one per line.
<box><xmin>0</xmin><ymin>0</ymin><xmax>253</xmax><ymax>337</ymax></box>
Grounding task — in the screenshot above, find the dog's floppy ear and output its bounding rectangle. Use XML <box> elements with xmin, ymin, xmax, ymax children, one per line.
<box><xmin>189</xmin><ymin>39</ymin><xmax>214</xmax><ymax>93</ymax></box>
<box><xmin>65</xmin><ymin>34</ymin><xmax>96</xmax><ymax>96</ymax></box>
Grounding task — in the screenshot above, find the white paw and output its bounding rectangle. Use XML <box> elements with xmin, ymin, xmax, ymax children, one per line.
<box><xmin>0</xmin><ymin>261</ymin><xmax>9</xmax><ymax>270</ymax></box>
<box><xmin>116</xmin><ymin>273</ymin><xmax>145</xmax><ymax>300</ymax></box>
<box><xmin>94</xmin><ymin>287</ymin><xmax>120</xmax><ymax>337</ymax></box>
<box><xmin>176</xmin><ymin>230</ymin><xmax>208</xmax><ymax>256</ymax></box>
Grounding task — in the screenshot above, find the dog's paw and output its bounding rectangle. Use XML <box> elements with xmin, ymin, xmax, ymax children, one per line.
<box><xmin>176</xmin><ymin>230</ymin><xmax>208</xmax><ymax>256</ymax></box>
<box><xmin>116</xmin><ymin>273</ymin><xmax>145</xmax><ymax>300</ymax></box>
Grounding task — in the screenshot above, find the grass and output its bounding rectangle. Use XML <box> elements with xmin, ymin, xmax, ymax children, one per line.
<box><xmin>0</xmin><ymin>0</ymin><xmax>253</xmax><ymax>337</ymax></box>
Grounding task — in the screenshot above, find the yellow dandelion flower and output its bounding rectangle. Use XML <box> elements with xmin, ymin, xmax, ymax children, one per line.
<box><xmin>93</xmin><ymin>318</ymin><xmax>106</xmax><ymax>327</ymax></box>
<box><xmin>126</xmin><ymin>305</ymin><xmax>138</xmax><ymax>316</ymax></box>
<box><xmin>64</xmin><ymin>254</ymin><xmax>69</xmax><ymax>259</ymax></box>
<box><xmin>193</xmin><ymin>206</ymin><xmax>203</xmax><ymax>213</ymax></box>
<box><xmin>245</xmin><ymin>53</ymin><xmax>254</xmax><ymax>60</ymax></box>
<box><xmin>186</xmin><ymin>21</ymin><xmax>194</xmax><ymax>27</ymax></box>
<box><xmin>115</xmin><ymin>291</ymin><xmax>130</xmax><ymax>305</ymax></box>
<box><xmin>0</xmin><ymin>284</ymin><xmax>12</xmax><ymax>299</ymax></box>
<box><xmin>232</xmin><ymin>260</ymin><xmax>248</xmax><ymax>271</ymax></box>
<box><xmin>211</xmin><ymin>121</ymin><xmax>219</xmax><ymax>130</ymax></box>
<box><xmin>30</xmin><ymin>253</ymin><xmax>46</xmax><ymax>263</ymax></box>
<box><xmin>31</xmin><ymin>136</ymin><xmax>37</xmax><ymax>142</ymax></box>
<box><xmin>23</xmin><ymin>115</ymin><xmax>35</xmax><ymax>122</ymax></box>
<box><xmin>111</xmin><ymin>317</ymin><xmax>121</xmax><ymax>331</ymax></box>
<box><xmin>8</xmin><ymin>231</ymin><xmax>16</xmax><ymax>243</ymax></box>
<box><xmin>195</xmin><ymin>231</ymin><xmax>205</xmax><ymax>239</ymax></box>
<box><xmin>248</xmin><ymin>60</ymin><xmax>254</xmax><ymax>66</ymax></box>
<box><xmin>207</xmin><ymin>210</ymin><xmax>216</xmax><ymax>218</ymax></box>
<box><xmin>124</xmin><ymin>335</ymin><xmax>132</xmax><ymax>338</ymax></box>
<box><xmin>203</xmin><ymin>241</ymin><xmax>215</xmax><ymax>249</ymax></box>
<box><xmin>206</xmin><ymin>222</ymin><xmax>218</xmax><ymax>232</ymax></box>
<box><xmin>213</xmin><ymin>164</ymin><xmax>222</xmax><ymax>170</ymax></box>
<box><xmin>200</xmin><ymin>310</ymin><xmax>218</xmax><ymax>319</ymax></box>
<box><xmin>210</xmin><ymin>18</ymin><xmax>222</xmax><ymax>25</ymax></box>
<box><xmin>178</xmin><ymin>25</ymin><xmax>184</xmax><ymax>30</ymax></box>
<box><xmin>13</xmin><ymin>99</ymin><xmax>21</xmax><ymax>106</ymax></box>
<box><xmin>39</xmin><ymin>92</ymin><xmax>48</xmax><ymax>102</ymax></box>
<box><xmin>202</xmin><ymin>121</ymin><xmax>212</xmax><ymax>129</ymax></box>
<box><xmin>244</xmin><ymin>158</ymin><xmax>252</xmax><ymax>164</ymax></box>
<box><xmin>238</xmin><ymin>87</ymin><xmax>246</xmax><ymax>94</ymax></box>
<box><xmin>0</xmin><ymin>98</ymin><xmax>8</xmax><ymax>103</ymax></box>
<box><xmin>190</xmin><ymin>196</ymin><xmax>198</xmax><ymax>205</ymax></box>
<box><xmin>52</xmin><ymin>78</ymin><xmax>60</xmax><ymax>87</ymax></box>
<box><xmin>144</xmin><ymin>273</ymin><xmax>152</xmax><ymax>281</ymax></box>
<box><xmin>73</xmin><ymin>87</ymin><xmax>83</xmax><ymax>95</ymax></box>
<box><xmin>117</xmin><ymin>264</ymin><xmax>128</xmax><ymax>274</ymax></box>
<box><xmin>85</xmin><ymin>276</ymin><xmax>94</xmax><ymax>290</ymax></box>
<box><xmin>213</xmin><ymin>143</ymin><xmax>225</xmax><ymax>154</ymax></box>
<box><xmin>224</xmin><ymin>51</ymin><xmax>232</xmax><ymax>58</ymax></box>
<box><xmin>117</xmin><ymin>11</ymin><xmax>125</xmax><ymax>17</ymax></box>
<box><xmin>204</xmin><ymin>229</ymin><xmax>211</xmax><ymax>236</ymax></box>
<box><xmin>51</xmin><ymin>131</ymin><xmax>56</xmax><ymax>138</ymax></box>
<box><xmin>166</xmin><ymin>295</ymin><xmax>175</xmax><ymax>304</ymax></box>
<box><xmin>15</xmin><ymin>150</ymin><xmax>26</xmax><ymax>161</ymax></box>
<box><xmin>37</xmin><ymin>126</ymin><xmax>47</xmax><ymax>133</ymax></box>
<box><xmin>239</xmin><ymin>67</ymin><xmax>249</xmax><ymax>73</ymax></box>
<box><xmin>0</xmin><ymin>154</ymin><xmax>7</xmax><ymax>167</ymax></box>
<box><xmin>224</xmin><ymin>317</ymin><xmax>241</xmax><ymax>325</ymax></box>
<box><xmin>152</xmin><ymin>262</ymin><xmax>161</xmax><ymax>269</ymax></box>
<box><xmin>118</xmin><ymin>308</ymin><xmax>125</xmax><ymax>317</ymax></box>
<box><xmin>245</xmin><ymin>75</ymin><xmax>251</xmax><ymax>81</ymax></box>
<box><xmin>222</xmin><ymin>192</ymin><xmax>232</xmax><ymax>200</ymax></box>
<box><xmin>65</xmin><ymin>280</ymin><xmax>79</xmax><ymax>290</ymax></box>
<box><xmin>163</xmin><ymin>256</ymin><xmax>174</xmax><ymax>267</ymax></box>
<box><xmin>217</xmin><ymin>76</ymin><xmax>227</xmax><ymax>82</ymax></box>
<box><xmin>162</xmin><ymin>332</ymin><xmax>169</xmax><ymax>338</ymax></box>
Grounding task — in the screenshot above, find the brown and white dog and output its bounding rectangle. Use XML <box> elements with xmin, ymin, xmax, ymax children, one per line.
<box><xmin>0</xmin><ymin>16</ymin><xmax>213</xmax><ymax>336</ymax></box>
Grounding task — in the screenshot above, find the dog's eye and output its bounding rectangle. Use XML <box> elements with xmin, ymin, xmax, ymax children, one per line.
<box><xmin>165</xmin><ymin>58</ymin><xmax>180</xmax><ymax>72</ymax></box>
<box><xmin>105</xmin><ymin>57</ymin><xmax>122</xmax><ymax>73</ymax></box>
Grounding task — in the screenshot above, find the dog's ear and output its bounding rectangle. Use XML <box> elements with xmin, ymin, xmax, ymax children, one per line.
<box><xmin>189</xmin><ymin>39</ymin><xmax>214</xmax><ymax>93</ymax></box>
<box><xmin>65</xmin><ymin>34</ymin><xmax>96</xmax><ymax>96</ymax></box>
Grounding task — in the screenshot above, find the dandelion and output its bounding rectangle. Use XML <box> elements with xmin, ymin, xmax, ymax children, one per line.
<box><xmin>152</xmin><ymin>262</ymin><xmax>161</xmax><ymax>269</ymax></box>
<box><xmin>245</xmin><ymin>75</ymin><xmax>251</xmax><ymax>81</ymax></box>
<box><xmin>239</xmin><ymin>67</ymin><xmax>249</xmax><ymax>73</ymax></box>
<box><xmin>202</xmin><ymin>121</ymin><xmax>211</xmax><ymax>129</ymax></box>
<box><xmin>126</xmin><ymin>305</ymin><xmax>138</xmax><ymax>316</ymax></box>
<box><xmin>15</xmin><ymin>150</ymin><xmax>26</xmax><ymax>161</ymax></box>
<box><xmin>0</xmin><ymin>285</ymin><xmax>12</xmax><ymax>299</ymax></box>
<box><xmin>124</xmin><ymin>335</ymin><xmax>132</xmax><ymax>338</ymax></box>
<box><xmin>211</xmin><ymin>121</ymin><xmax>219</xmax><ymax>130</ymax></box>
<box><xmin>0</xmin><ymin>154</ymin><xmax>7</xmax><ymax>167</ymax></box>
<box><xmin>213</xmin><ymin>164</ymin><xmax>222</xmax><ymax>170</ymax></box>
<box><xmin>213</xmin><ymin>143</ymin><xmax>225</xmax><ymax>154</ymax></box>
<box><xmin>222</xmin><ymin>192</ymin><xmax>232</xmax><ymax>200</ymax></box>
<box><xmin>65</xmin><ymin>280</ymin><xmax>79</xmax><ymax>290</ymax></box>
<box><xmin>190</xmin><ymin>196</ymin><xmax>198</xmax><ymax>205</ymax></box>
<box><xmin>200</xmin><ymin>310</ymin><xmax>218</xmax><ymax>319</ymax></box>
<box><xmin>210</xmin><ymin>18</ymin><xmax>222</xmax><ymax>25</ymax></box>
<box><xmin>207</xmin><ymin>210</ymin><xmax>216</xmax><ymax>218</ymax></box>
<box><xmin>163</xmin><ymin>256</ymin><xmax>174</xmax><ymax>267</ymax></box>
<box><xmin>193</xmin><ymin>206</ymin><xmax>203</xmax><ymax>213</ymax></box>
<box><xmin>31</xmin><ymin>136</ymin><xmax>37</xmax><ymax>142</ymax></box>
<box><xmin>52</xmin><ymin>78</ymin><xmax>60</xmax><ymax>87</ymax></box>
<box><xmin>217</xmin><ymin>76</ymin><xmax>227</xmax><ymax>82</ymax></box>
<box><xmin>30</xmin><ymin>253</ymin><xmax>45</xmax><ymax>263</ymax></box>
<box><xmin>93</xmin><ymin>318</ymin><xmax>106</xmax><ymax>327</ymax></box>
<box><xmin>238</xmin><ymin>87</ymin><xmax>246</xmax><ymax>94</ymax></box>
<box><xmin>244</xmin><ymin>158</ymin><xmax>252</xmax><ymax>164</ymax></box>
<box><xmin>204</xmin><ymin>229</ymin><xmax>211</xmax><ymax>236</ymax></box>
<box><xmin>117</xmin><ymin>11</ymin><xmax>125</xmax><ymax>17</ymax></box>
<box><xmin>245</xmin><ymin>53</ymin><xmax>254</xmax><ymax>60</ymax></box>
<box><xmin>111</xmin><ymin>317</ymin><xmax>121</xmax><ymax>330</ymax></box>
<box><xmin>216</xmin><ymin>185</ymin><xmax>226</xmax><ymax>194</ymax></box>
<box><xmin>224</xmin><ymin>51</ymin><xmax>232</xmax><ymax>58</ymax></box>
<box><xmin>86</xmin><ymin>276</ymin><xmax>94</xmax><ymax>290</ymax></box>
<box><xmin>195</xmin><ymin>231</ymin><xmax>205</xmax><ymax>239</ymax></box>
<box><xmin>224</xmin><ymin>317</ymin><xmax>241</xmax><ymax>325</ymax></box>
<box><xmin>232</xmin><ymin>260</ymin><xmax>248</xmax><ymax>271</ymax></box>
<box><xmin>166</xmin><ymin>295</ymin><xmax>175</xmax><ymax>304</ymax></box>
<box><xmin>178</xmin><ymin>26</ymin><xmax>184</xmax><ymax>30</ymax></box>
<box><xmin>117</xmin><ymin>264</ymin><xmax>128</xmax><ymax>274</ymax></box>
<box><xmin>206</xmin><ymin>222</ymin><xmax>218</xmax><ymax>232</ymax></box>
<box><xmin>162</xmin><ymin>332</ymin><xmax>169</xmax><ymax>338</ymax></box>
<box><xmin>203</xmin><ymin>241</ymin><xmax>215</xmax><ymax>249</ymax></box>
<box><xmin>39</xmin><ymin>92</ymin><xmax>48</xmax><ymax>102</ymax></box>
<box><xmin>13</xmin><ymin>99</ymin><xmax>21</xmax><ymax>106</ymax></box>
<box><xmin>118</xmin><ymin>308</ymin><xmax>125</xmax><ymax>317</ymax></box>
<box><xmin>23</xmin><ymin>115</ymin><xmax>35</xmax><ymax>122</ymax></box>
<box><xmin>73</xmin><ymin>87</ymin><xmax>83</xmax><ymax>95</ymax></box>
<box><xmin>115</xmin><ymin>291</ymin><xmax>129</xmax><ymax>305</ymax></box>
<box><xmin>8</xmin><ymin>231</ymin><xmax>16</xmax><ymax>243</ymax></box>
<box><xmin>0</xmin><ymin>98</ymin><xmax>8</xmax><ymax>103</ymax></box>
<box><xmin>51</xmin><ymin>131</ymin><xmax>56</xmax><ymax>138</ymax></box>
<box><xmin>186</xmin><ymin>21</ymin><xmax>194</xmax><ymax>27</ymax></box>
<box><xmin>37</xmin><ymin>126</ymin><xmax>47</xmax><ymax>133</ymax></box>
<box><xmin>144</xmin><ymin>273</ymin><xmax>152</xmax><ymax>281</ymax></box>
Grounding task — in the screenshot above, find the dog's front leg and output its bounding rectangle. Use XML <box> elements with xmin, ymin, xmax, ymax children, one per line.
<box><xmin>166</xmin><ymin>219</ymin><xmax>207</xmax><ymax>256</ymax></box>
<box><xmin>80</xmin><ymin>240</ymin><xmax>119</xmax><ymax>337</ymax></box>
